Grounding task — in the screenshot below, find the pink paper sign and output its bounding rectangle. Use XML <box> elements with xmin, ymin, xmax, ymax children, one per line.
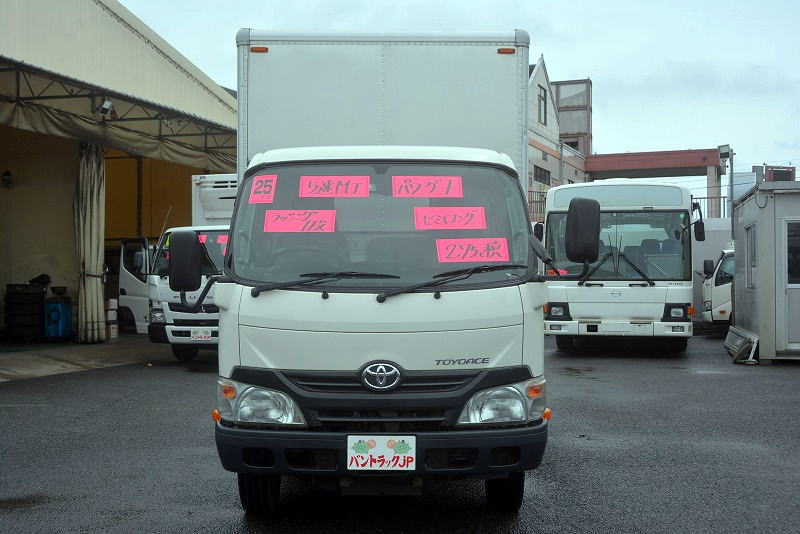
<box><xmin>414</xmin><ymin>207</ymin><xmax>486</xmax><ymax>230</ymax></box>
<box><xmin>217</xmin><ymin>234</ymin><xmax>229</xmax><ymax>244</ymax></box>
<box><xmin>435</xmin><ymin>238</ymin><xmax>510</xmax><ymax>263</ymax></box>
<box><xmin>392</xmin><ymin>176</ymin><xmax>463</xmax><ymax>198</ymax></box>
<box><xmin>264</xmin><ymin>210</ymin><xmax>336</xmax><ymax>233</ymax></box>
<box><xmin>299</xmin><ymin>176</ymin><xmax>370</xmax><ymax>197</ymax></box>
<box><xmin>248</xmin><ymin>174</ymin><xmax>277</xmax><ymax>204</ymax></box>
<box><xmin>198</xmin><ymin>234</ymin><xmax>208</xmax><ymax>243</ymax></box>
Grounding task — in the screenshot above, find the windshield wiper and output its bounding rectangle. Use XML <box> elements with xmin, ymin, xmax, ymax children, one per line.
<box><xmin>617</xmin><ymin>253</ymin><xmax>655</xmax><ymax>286</ymax></box>
<box><xmin>578</xmin><ymin>253</ymin><xmax>612</xmax><ymax>286</ymax></box>
<box><xmin>578</xmin><ymin>252</ymin><xmax>656</xmax><ymax>286</ymax></box>
<box><xmin>376</xmin><ymin>264</ymin><xmax>528</xmax><ymax>303</ymax></box>
<box><xmin>251</xmin><ymin>271</ymin><xmax>399</xmax><ymax>297</ymax></box>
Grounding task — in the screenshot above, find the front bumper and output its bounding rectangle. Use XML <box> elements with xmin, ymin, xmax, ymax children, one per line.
<box><xmin>165</xmin><ymin>323</ymin><xmax>219</xmax><ymax>344</ymax></box>
<box><xmin>216</xmin><ymin>421</ymin><xmax>547</xmax><ymax>477</ymax></box>
<box><xmin>545</xmin><ymin>320</ymin><xmax>692</xmax><ymax>337</ymax></box>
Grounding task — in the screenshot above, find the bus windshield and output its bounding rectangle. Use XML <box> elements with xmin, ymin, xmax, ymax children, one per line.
<box><xmin>230</xmin><ymin>161</ymin><xmax>531</xmax><ymax>290</ymax></box>
<box><xmin>546</xmin><ymin>210</ymin><xmax>691</xmax><ymax>281</ymax></box>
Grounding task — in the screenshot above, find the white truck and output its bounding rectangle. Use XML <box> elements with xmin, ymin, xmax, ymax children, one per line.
<box><xmin>166</xmin><ymin>30</ymin><xmax>600</xmax><ymax>516</ymax></box>
<box><xmin>537</xmin><ymin>180</ymin><xmax>705</xmax><ymax>352</ymax></box>
<box><xmin>118</xmin><ymin>174</ymin><xmax>236</xmax><ymax>361</ymax></box>
<box><xmin>701</xmin><ymin>248</ymin><xmax>734</xmax><ymax>325</ymax></box>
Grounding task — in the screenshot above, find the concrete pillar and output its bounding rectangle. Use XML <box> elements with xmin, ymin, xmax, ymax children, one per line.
<box><xmin>706</xmin><ymin>165</ymin><xmax>721</xmax><ymax>217</ymax></box>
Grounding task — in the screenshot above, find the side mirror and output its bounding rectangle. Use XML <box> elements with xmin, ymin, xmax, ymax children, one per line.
<box><xmin>703</xmin><ymin>259</ymin><xmax>715</xmax><ymax>277</ymax></box>
<box><xmin>533</xmin><ymin>222</ymin><xmax>544</xmax><ymax>242</ymax></box>
<box><xmin>529</xmin><ymin>234</ymin><xmax>552</xmax><ymax>265</ymax></box>
<box><xmin>565</xmin><ymin>197</ymin><xmax>600</xmax><ymax>263</ymax></box>
<box><xmin>694</xmin><ymin>220</ymin><xmax>706</xmax><ymax>242</ymax></box>
<box><xmin>168</xmin><ymin>230</ymin><xmax>202</xmax><ymax>292</ymax></box>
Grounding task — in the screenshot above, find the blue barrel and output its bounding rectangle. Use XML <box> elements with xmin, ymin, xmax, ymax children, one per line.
<box><xmin>45</xmin><ymin>297</ymin><xmax>73</xmax><ymax>340</ymax></box>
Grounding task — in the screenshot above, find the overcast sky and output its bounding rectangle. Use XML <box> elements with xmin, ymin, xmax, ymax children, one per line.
<box><xmin>120</xmin><ymin>0</ymin><xmax>800</xmax><ymax>192</ymax></box>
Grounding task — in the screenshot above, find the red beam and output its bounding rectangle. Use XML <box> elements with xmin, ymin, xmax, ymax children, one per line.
<box><xmin>586</xmin><ymin>149</ymin><xmax>721</xmax><ymax>173</ymax></box>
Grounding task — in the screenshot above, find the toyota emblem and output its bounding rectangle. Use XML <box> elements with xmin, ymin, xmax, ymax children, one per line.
<box><xmin>361</xmin><ymin>362</ymin><xmax>401</xmax><ymax>391</ymax></box>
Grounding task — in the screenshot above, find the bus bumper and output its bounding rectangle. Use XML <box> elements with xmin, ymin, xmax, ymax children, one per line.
<box><xmin>545</xmin><ymin>320</ymin><xmax>692</xmax><ymax>337</ymax></box>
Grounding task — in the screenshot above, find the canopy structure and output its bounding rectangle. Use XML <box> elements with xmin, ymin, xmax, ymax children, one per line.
<box><xmin>0</xmin><ymin>0</ymin><xmax>236</xmax><ymax>172</ymax></box>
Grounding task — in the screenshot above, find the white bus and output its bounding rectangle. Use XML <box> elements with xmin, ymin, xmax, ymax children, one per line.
<box><xmin>537</xmin><ymin>180</ymin><xmax>705</xmax><ymax>352</ymax></box>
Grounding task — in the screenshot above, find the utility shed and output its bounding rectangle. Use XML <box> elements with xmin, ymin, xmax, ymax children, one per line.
<box><xmin>726</xmin><ymin>181</ymin><xmax>800</xmax><ymax>363</ymax></box>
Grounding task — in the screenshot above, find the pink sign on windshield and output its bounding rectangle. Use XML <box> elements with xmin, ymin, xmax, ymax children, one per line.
<box><xmin>392</xmin><ymin>176</ymin><xmax>463</xmax><ymax>198</ymax></box>
<box><xmin>299</xmin><ymin>176</ymin><xmax>370</xmax><ymax>197</ymax></box>
<box><xmin>217</xmin><ymin>234</ymin><xmax>229</xmax><ymax>244</ymax></box>
<box><xmin>436</xmin><ymin>238</ymin><xmax>510</xmax><ymax>263</ymax></box>
<box><xmin>414</xmin><ymin>207</ymin><xmax>486</xmax><ymax>230</ymax></box>
<box><xmin>248</xmin><ymin>174</ymin><xmax>277</xmax><ymax>204</ymax></box>
<box><xmin>198</xmin><ymin>234</ymin><xmax>208</xmax><ymax>243</ymax></box>
<box><xmin>264</xmin><ymin>210</ymin><xmax>336</xmax><ymax>233</ymax></box>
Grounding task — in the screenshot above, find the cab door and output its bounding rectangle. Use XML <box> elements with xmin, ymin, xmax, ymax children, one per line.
<box><xmin>783</xmin><ymin>221</ymin><xmax>800</xmax><ymax>350</ymax></box>
<box><xmin>711</xmin><ymin>254</ymin><xmax>734</xmax><ymax>322</ymax></box>
<box><xmin>119</xmin><ymin>237</ymin><xmax>150</xmax><ymax>334</ymax></box>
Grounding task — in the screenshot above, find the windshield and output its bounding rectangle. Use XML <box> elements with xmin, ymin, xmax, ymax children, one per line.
<box><xmin>546</xmin><ymin>210</ymin><xmax>691</xmax><ymax>280</ymax></box>
<box><xmin>153</xmin><ymin>230</ymin><xmax>229</xmax><ymax>276</ymax></box>
<box><xmin>230</xmin><ymin>162</ymin><xmax>531</xmax><ymax>290</ymax></box>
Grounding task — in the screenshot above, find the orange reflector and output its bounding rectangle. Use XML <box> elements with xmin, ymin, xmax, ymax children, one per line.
<box><xmin>497</xmin><ymin>48</ymin><xmax>516</xmax><ymax>54</ymax></box>
<box><xmin>720</xmin><ymin>310</ymin><xmax>727</xmax><ymax>315</ymax></box>
<box><xmin>543</xmin><ymin>408</ymin><xmax>552</xmax><ymax>420</ymax></box>
<box><xmin>211</xmin><ymin>409</ymin><xmax>221</xmax><ymax>422</ymax></box>
<box><xmin>250</xmin><ymin>46</ymin><xmax>268</xmax><ymax>53</ymax></box>
<box><xmin>526</xmin><ymin>383</ymin><xmax>544</xmax><ymax>399</ymax></box>
<box><xmin>687</xmin><ymin>306</ymin><xmax>696</xmax><ymax>316</ymax></box>
<box><xmin>221</xmin><ymin>384</ymin><xmax>236</xmax><ymax>399</ymax></box>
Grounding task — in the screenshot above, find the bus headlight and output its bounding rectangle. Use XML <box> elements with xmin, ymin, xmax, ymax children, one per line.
<box><xmin>216</xmin><ymin>378</ymin><xmax>306</xmax><ymax>426</ymax></box>
<box><xmin>457</xmin><ymin>376</ymin><xmax>546</xmax><ymax>426</ymax></box>
<box><xmin>670</xmin><ymin>308</ymin><xmax>685</xmax><ymax>318</ymax></box>
<box><xmin>550</xmin><ymin>306</ymin><xmax>565</xmax><ymax>317</ymax></box>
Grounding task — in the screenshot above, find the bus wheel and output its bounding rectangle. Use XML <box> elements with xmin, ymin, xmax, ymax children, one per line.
<box><xmin>556</xmin><ymin>336</ymin><xmax>574</xmax><ymax>351</ymax></box>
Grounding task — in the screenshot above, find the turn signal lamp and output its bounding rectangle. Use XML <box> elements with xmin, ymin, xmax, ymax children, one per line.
<box><xmin>211</xmin><ymin>409</ymin><xmax>221</xmax><ymax>422</ymax></box>
<box><xmin>526</xmin><ymin>383</ymin><xmax>544</xmax><ymax>399</ymax></box>
<box><xmin>221</xmin><ymin>384</ymin><xmax>237</xmax><ymax>399</ymax></box>
<box><xmin>687</xmin><ymin>306</ymin><xmax>696</xmax><ymax>316</ymax></box>
<box><xmin>543</xmin><ymin>408</ymin><xmax>552</xmax><ymax>420</ymax></box>
<box><xmin>543</xmin><ymin>304</ymin><xmax>550</xmax><ymax>313</ymax></box>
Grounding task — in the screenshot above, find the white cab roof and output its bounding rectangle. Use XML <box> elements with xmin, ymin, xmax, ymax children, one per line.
<box><xmin>165</xmin><ymin>225</ymin><xmax>229</xmax><ymax>233</ymax></box>
<box><xmin>247</xmin><ymin>146</ymin><xmax>516</xmax><ymax>172</ymax></box>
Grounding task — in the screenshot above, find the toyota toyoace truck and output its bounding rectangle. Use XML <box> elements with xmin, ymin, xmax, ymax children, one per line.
<box><xmin>118</xmin><ymin>174</ymin><xmax>236</xmax><ymax>362</ymax></box>
<box><xmin>167</xmin><ymin>30</ymin><xmax>599</xmax><ymax>516</ymax></box>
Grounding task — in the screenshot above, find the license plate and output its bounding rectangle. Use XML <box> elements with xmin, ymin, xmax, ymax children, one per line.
<box><xmin>347</xmin><ymin>435</ymin><xmax>416</xmax><ymax>471</ymax></box>
<box><xmin>190</xmin><ymin>329</ymin><xmax>212</xmax><ymax>341</ymax></box>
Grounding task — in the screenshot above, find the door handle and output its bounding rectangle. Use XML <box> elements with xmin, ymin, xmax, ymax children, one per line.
<box><xmin>120</xmin><ymin>288</ymin><xmax>127</xmax><ymax>295</ymax></box>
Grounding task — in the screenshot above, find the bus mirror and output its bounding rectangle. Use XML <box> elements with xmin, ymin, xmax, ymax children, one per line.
<box><xmin>533</xmin><ymin>222</ymin><xmax>543</xmax><ymax>241</ymax></box>
<box><xmin>565</xmin><ymin>197</ymin><xmax>600</xmax><ymax>263</ymax></box>
<box><xmin>703</xmin><ymin>259</ymin><xmax>715</xmax><ymax>277</ymax></box>
<box><xmin>694</xmin><ymin>220</ymin><xmax>706</xmax><ymax>242</ymax></box>
<box><xmin>168</xmin><ymin>230</ymin><xmax>202</xmax><ymax>292</ymax></box>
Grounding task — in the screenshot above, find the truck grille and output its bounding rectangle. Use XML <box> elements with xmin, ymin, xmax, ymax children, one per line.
<box><xmin>173</xmin><ymin>319</ymin><xmax>218</xmax><ymax>327</ymax></box>
<box><xmin>168</xmin><ymin>303</ymin><xmax>219</xmax><ymax>314</ymax></box>
<box><xmin>311</xmin><ymin>408</ymin><xmax>447</xmax><ymax>433</ymax></box>
<box><xmin>283</xmin><ymin>370</ymin><xmax>479</xmax><ymax>394</ymax></box>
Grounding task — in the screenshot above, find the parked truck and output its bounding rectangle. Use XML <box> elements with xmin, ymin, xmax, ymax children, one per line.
<box><xmin>118</xmin><ymin>174</ymin><xmax>236</xmax><ymax>361</ymax></box>
<box><xmin>701</xmin><ymin>248</ymin><xmax>734</xmax><ymax>326</ymax></box>
<box><xmin>166</xmin><ymin>30</ymin><xmax>600</xmax><ymax>516</ymax></box>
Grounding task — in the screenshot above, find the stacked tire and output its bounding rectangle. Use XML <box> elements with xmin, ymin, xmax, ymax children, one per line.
<box><xmin>4</xmin><ymin>284</ymin><xmax>46</xmax><ymax>339</ymax></box>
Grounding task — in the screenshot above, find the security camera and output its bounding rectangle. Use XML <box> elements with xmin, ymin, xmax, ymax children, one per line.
<box><xmin>98</xmin><ymin>99</ymin><xmax>114</xmax><ymax>119</ymax></box>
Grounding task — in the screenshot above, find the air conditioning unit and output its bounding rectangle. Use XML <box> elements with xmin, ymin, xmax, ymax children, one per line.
<box><xmin>764</xmin><ymin>165</ymin><xmax>795</xmax><ymax>182</ymax></box>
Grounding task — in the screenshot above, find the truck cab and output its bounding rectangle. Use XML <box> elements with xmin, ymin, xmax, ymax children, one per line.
<box><xmin>701</xmin><ymin>249</ymin><xmax>734</xmax><ymax>325</ymax></box>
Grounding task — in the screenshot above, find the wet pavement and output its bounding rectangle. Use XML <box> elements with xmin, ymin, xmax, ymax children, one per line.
<box><xmin>1</xmin><ymin>334</ymin><xmax>798</xmax><ymax>533</ymax></box>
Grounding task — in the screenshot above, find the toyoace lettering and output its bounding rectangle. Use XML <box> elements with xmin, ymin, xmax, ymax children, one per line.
<box><xmin>165</xmin><ymin>30</ymin><xmax>602</xmax><ymax>519</ymax></box>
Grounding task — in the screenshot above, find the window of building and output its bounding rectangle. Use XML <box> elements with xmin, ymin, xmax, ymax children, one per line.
<box><xmin>538</xmin><ymin>85</ymin><xmax>547</xmax><ymax>125</ymax></box>
<box><xmin>565</xmin><ymin>141</ymin><xmax>579</xmax><ymax>150</ymax></box>
<box><xmin>541</xmin><ymin>150</ymin><xmax>548</xmax><ymax>161</ymax></box>
<box><xmin>746</xmin><ymin>225</ymin><xmax>757</xmax><ymax>289</ymax></box>
<box><xmin>534</xmin><ymin>165</ymin><xmax>550</xmax><ymax>186</ymax></box>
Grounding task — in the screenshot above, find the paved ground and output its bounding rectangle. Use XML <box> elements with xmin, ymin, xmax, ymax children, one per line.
<box><xmin>0</xmin><ymin>334</ymin><xmax>798</xmax><ymax>533</ymax></box>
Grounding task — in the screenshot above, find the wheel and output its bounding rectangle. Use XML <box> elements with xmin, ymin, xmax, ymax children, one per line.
<box><xmin>171</xmin><ymin>345</ymin><xmax>199</xmax><ymax>362</ymax></box>
<box><xmin>6</xmin><ymin>315</ymin><xmax>44</xmax><ymax>327</ymax></box>
<box><xmin>485</xmin><ymin>472</ymin><xmax>525</xmax><ymax>513</ymax></box>
<box><xmin>5</xmin><ymin>304</ymin><xmax>43</xmax><ymax>315</ymax></box>
<box><xmin>555</xmin><ymin>335</ymin><xmax>574</xmax><ymax>351</ymax></box>
<box><xmin>238</xmin><ymin>473</ymin><xmax>280</xmax><ymax>516</ymax></box>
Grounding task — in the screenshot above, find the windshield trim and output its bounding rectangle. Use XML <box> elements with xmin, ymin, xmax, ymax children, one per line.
<box><xmin>224</xmin><ymin>158</ymin><xmax>534</xmax><ymax>292</ymax></box>
<box><xmin>545</xmin><ymin>209</ymin><xmax>693</xmax><ymax>282</ymax></box>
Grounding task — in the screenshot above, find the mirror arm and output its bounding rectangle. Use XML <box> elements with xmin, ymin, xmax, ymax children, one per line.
<box><xmin>179</xmin><ymin>276</ymin><xmax>219</xmax><ymax>313</ymax></box>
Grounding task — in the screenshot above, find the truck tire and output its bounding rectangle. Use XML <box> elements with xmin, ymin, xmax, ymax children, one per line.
<box><xmin>238</xmin><ymin>473</ymin><xmax>280</xmax><ymax>516</ymax></box>
<box><xmin>485</xmin><ymin>472</ymin><xmax>525</xmax><ymax>513</ymax></box>
<box><xmin>5</xmin><ymin>304</ymin><xmax>43</xmax><ymax>316</ymax></box>
<box><xmin>6</xmin><ymin>315</ymin><xmax>44</xmax><ymax>327</ymax></box>
<box><xmin>171</xmin><ymin>345</ymin><xmax>199</xmax><ymax>362</ymax></box>
<box><xmin>555</xmin><ymin>335</ymin><xmax>574</xmax><ymax>351</ymax></box>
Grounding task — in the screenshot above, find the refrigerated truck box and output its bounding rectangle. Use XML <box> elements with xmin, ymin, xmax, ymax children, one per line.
<box><xmin>235</xmin><ymin>30</ymin><xmax>530</xmax><ymax>188</ymax></box>
<box><xmin>725</xmin><ymin>181</ymin><xmax>800</xmax><ymax>362</ymax></box>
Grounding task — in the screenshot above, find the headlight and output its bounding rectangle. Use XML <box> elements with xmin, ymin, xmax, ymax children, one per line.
<box><xmin>703</xmin><ymin>301</ymin><xmax>712</xmax><ymax>311</ymax></box>
<box><xmin>150</xmin><ymin>307</ymin><xmax>165</xmax><ymax>323</ymax></box>
<box><xmin>550</xmin><ymin>306</ymin><xmax>564</xmax><ymax>317</ymax></box>
<box><xmin>216</xmin><ymin>378</ymin><xmax>306</xmax><ymax>426</ymax></box>
<box><xmin>670</xmin><ymin>307</ymin><xmax>685</xmax><ymax>318</ymax></box>
<box><xmin>457</xmin><ymin>376</ymin><xmax>546</xmax><ymax>426</ymax></box>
